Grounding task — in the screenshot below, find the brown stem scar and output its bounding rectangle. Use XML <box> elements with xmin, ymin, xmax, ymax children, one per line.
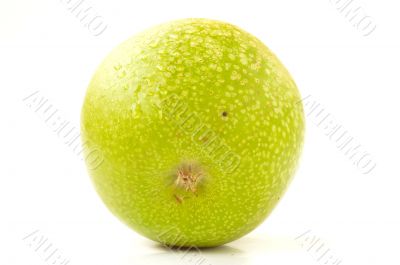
<box><xmin>171</xmin><ymin>161</ymin><xmax>205</xmax><ymax>205</ymax></box>
<box><xmin>175</xmin><ymin>168</ymin><xmax>201</xmax><ymax>193</ymax></box>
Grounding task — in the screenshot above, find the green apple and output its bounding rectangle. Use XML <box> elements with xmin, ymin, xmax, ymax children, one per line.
<box><xmin>81</xmin><ymin>18</ymin><xmax>305</xmax><ymax>247</ymax></box>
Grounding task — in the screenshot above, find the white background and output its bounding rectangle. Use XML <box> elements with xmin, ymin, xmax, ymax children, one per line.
<box><xmin>1</xmin><ymin>0</ymin><xmax>399</xmax><ymax>264</ymax></box>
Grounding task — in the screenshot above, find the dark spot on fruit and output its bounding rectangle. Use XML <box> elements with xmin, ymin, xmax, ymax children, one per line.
<box><xmin>222</xmin><ymin>111</ymin><xmax>228</xmax><ymax>117</ymax></box>
<box><xmin>174</xmin><ymin>194</ymin><xmax>183</xmax><ymax>204</ymax></box>
<box><xmin>200</xmin><ymin>136</ymin><xmax>209</xmax><ymax>143</ymax></box>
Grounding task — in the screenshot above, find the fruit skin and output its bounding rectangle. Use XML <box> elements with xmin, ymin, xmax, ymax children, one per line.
<box><xmin>81</xmin><ymin>18</ymin><xmax>305</xmax><ymax>247</ymax></box>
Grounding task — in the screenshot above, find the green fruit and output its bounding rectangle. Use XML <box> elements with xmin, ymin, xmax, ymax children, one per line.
<box><xmin>81</xmin><ymin>18</ymin><xmax>305</xmax><ymax>247</ymax></box>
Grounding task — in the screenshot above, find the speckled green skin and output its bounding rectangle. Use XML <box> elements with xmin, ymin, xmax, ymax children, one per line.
<box><xmin>81</xmin><ymin>18</ymin><xmax>304</xmax><ymax>247</ymax></box>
